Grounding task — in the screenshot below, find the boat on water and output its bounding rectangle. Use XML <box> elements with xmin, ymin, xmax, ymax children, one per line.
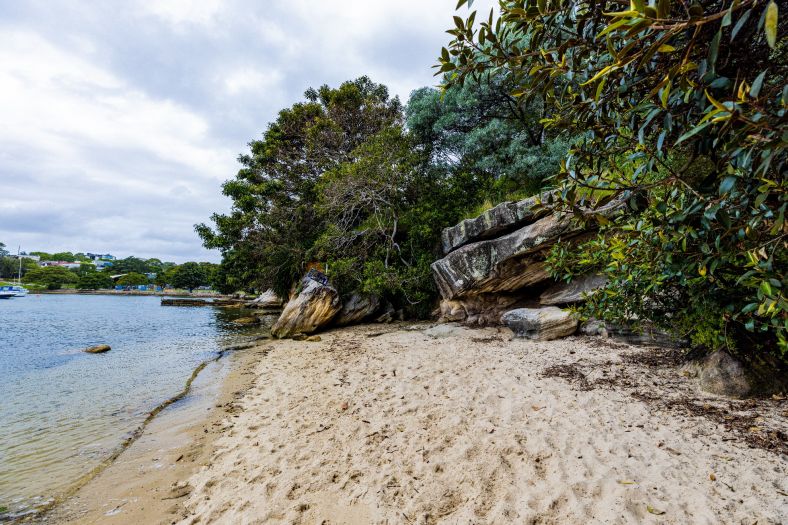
<box><xmin>0</xmin><ymin>288</ymin><xmax>15</xmax><ymax>299</ymax></box>
<box><xmin>5</xmin><ymin>285</ymin><xmax>29</xmax><ymax>297</ymax></box>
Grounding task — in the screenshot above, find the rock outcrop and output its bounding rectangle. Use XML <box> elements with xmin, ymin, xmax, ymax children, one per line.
<box><xmin>251</xmin><ymin>289</ymin><xmax>284</xmax><ymax>309</ymax></box>
<box><xmin>271</xmin><ymin>274</ymin><xmax>341</xmax><ymax>338</ymax></box>
<box><xmin>501</xmin><ymin>307</ymin><xmax>578</xmax><ymax>341</ymax></box>
<box><xmin>334</xmin><ymin>294</ymin><xmax>380</xmax><ymax>326</ymax></box>
<box><xmin>681</xmin><ymin>350</ymin><xmax>788</xmax><ymax>398</ymax></box>
<box><xmin>539</xmin><ymin>274</ymin><xmax>606</xmax><ymax>305</ymax></box>
<box><xmin>432</xmin><ymin>194</ymin><xmax>625</xmax><ymax>329</ymax></box>
<box><xmin>440</xmin><ymin>192</ymin><xmax>550</xmax><ymax>254</ymax></box>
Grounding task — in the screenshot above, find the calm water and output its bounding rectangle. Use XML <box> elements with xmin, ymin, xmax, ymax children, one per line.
<box><xmin>0</xmin><ymin>294</ymin><xmax>260</xmax><ymax>518</ymax></box>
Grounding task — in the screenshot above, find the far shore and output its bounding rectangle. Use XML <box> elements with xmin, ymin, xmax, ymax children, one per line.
<box><xmin>38</xmin><ymin>323</ymin><xmax>788</xmax><ymax>524</ymax></box>
<box><xmin>26</xmin><ymin>289</ymin><xmax>230</xmax><ymax>298</ymax></box>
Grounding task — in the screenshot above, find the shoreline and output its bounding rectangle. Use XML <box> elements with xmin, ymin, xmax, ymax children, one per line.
<box><xmin>29</xmin><ymin>342</ymin><xmax>271</xmax><ymax>525</ymax></box>
<box><xmin>32</xmin><ymin>324</ymin><xmax>788</xmax><ymax>523</ymax></box>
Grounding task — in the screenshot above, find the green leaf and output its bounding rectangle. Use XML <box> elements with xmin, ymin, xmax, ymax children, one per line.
<box><xmin>750</xmin><ymin>70</ymin><xmax>767</xmax><ymax>98</ymax></box>
<box><xmin>675</xmin><ymin>121</ymin><xmax>711</xmax><ymax>145</ymax></box>
<box><xmin>708</xmin><ymin>30</ymin><xmax>721</xmax><ymax>72</ymax></box>
<box><xmin>731</xmin><ymin>9</ymin><xmax>752</xmax><ymax>41</ymax></box>
<box><xmin>765</xmin><ymin>1</ymin><xmax>778</xmax><ymax>48</ymax></box>
<box><xmin>719</xmin><ymin>176</ymin><xmax>736</xmax><ymax>195</ymax></box>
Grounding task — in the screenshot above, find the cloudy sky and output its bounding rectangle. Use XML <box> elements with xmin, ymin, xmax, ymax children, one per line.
<box><xmin>0</xmin><ymin>0</ymin><xmax>493</xmax><ymax>263</ymax></box>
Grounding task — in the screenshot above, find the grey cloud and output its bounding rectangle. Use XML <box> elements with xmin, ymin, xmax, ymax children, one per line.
<box><xmin>0</xmin><ymin>0</ymin><xmax>494</xmax><ymax>262</ymax></box>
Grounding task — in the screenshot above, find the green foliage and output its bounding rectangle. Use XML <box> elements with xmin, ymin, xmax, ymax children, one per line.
<box><xmin>443</xmin><ymin>0</ymin><xmax>786</xmax><ymax>355</ymax></box>
<box><xmin>197</xmin><ymin>77</ymin><xmax>404</xmax><ymax>297</ymax></box>
<box><xmin>22</xmin><ymin>266</ymin><xmax>78</xmax><ymax>290</ymax></box>
<box><xmin>311</xmin><ymin>125</ymin><xmax>480</xmax><ymax>314</ymax></box>
<box><xmin>407</xmin><ymin>79</ymin><xmax>571</xmax><ymax>201</ymax></box>
<box><xmin>170</xmin><ymin>262</ymin><xmax>207</xmax><ymax>291</ymax></box>
<box><xmin>76</xmin><ymin>272</ymin><xmax>114</xmax><ymax>290</ymax></box>
<box><xmin>116</xmin><ymin>272</ymin><xmax>150</xmax><ymax>286</ymax></box>
<box><xmin>107</xmin><ymin>257</ymin><xmax>154</xmax><ymax>275</ymax></box>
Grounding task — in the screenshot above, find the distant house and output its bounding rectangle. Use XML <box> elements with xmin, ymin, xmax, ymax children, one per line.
<box><xmin>94</xmin><ymin>260</ymin><xmax>113</xmax><ymax>270</ymax></box>
<box><xmin>86</xmin><ymin>253</ymin><xmax>116</xmax><ymax>261</ymax></box>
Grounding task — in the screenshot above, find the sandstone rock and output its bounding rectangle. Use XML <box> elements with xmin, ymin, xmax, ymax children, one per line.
<box><xmin>432</xmin><ymin>215</ymin><xmax>570</xmax><ymax>301</ymax></box>
<box><xmin>432</xmin><ymin>198</ymin><xmax>626</xmax><ymax>302</ymax></box>
<box><xmin>251</xmin><ymin>289</ymin><xmax>283</xmax><ymax>309</ymax></box>
<box><xmin>682</xmin><ymin>351</ymin><xmax>788</xmax><ymax>398</ymax></box>
<box><xmin>441</xmin><ymin>192</ymin><xmax>550</xmax><ymax>254</ymax></box>
<box><xmin>539</xmin><ymin>274</ymin><xmax>607</xmax><ymax>305</ymax></box>
<box><xmin>271</xmin><ymin>275</ymin><xmax>341</xmax><ymax>338</ymax></box>
<box><xmin>695</xmin><ymin>351</ymin><xmax>752</xmax><ymax>398</ymax></box>
<box><xmin>501</xmin><ymin>307</ymin><xmax>578</xmax><ymax>341</ymax></box>
<box><xmin>334</xmin><ymin>294</ymin><xmax>380</xmax><ymax>326</ymax></box>
<box><xmin>424</xmin><ymin>323</ymin><xmax>473</xmax><ymax>339</ymax></box>
<box><xmin>438</xmin><ymin>294</ymin><xmax>523</xmax><ymax>325</ymax></box>
<box><xmin>84</xmin><ymin>344</ymin><xmax>111</xmax><ymax>354</ymax></box>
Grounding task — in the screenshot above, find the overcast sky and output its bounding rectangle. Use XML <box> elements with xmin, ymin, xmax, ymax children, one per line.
<box><xmin>0</xmin><ymin>0</ymin><xmax>494</xmax><ymax>263</ymax></box>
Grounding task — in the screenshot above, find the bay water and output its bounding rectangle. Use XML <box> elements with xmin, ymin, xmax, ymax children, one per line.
<box><xmin>0</xmin><ymin>294</ymin><xmax>261</xmax><ymax>518</ymax></box>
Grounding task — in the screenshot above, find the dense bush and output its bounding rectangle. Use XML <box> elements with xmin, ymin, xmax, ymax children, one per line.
<box><xmin>22</xmin><ymin>266</ymin><xmax>79</xmax><ymax>290</ymax></box>
<box><xmin>441</xmin><ymin>0</ymin><xmax>786</xmax><ymax>355</ymax></box>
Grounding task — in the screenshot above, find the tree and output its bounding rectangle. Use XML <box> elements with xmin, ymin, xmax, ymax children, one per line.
<box><xmin>442</xmin><ymin>0</ymin><xmax>786</xmax><ymax>355</ymax></box>
<box><xmin>196</xmin><ymin>77</ymin><xmax>403</xmax><ymax>297</ymax></box>
<box><xmin>312</xmin><ymin>125</ymin><xmax>483</xmax><ymax>314</ymax></box>
<box><xmin>76</xmin><ymin>272</ymin><xmax>114</xmax><ymax>290</ymax></box>
<box><xmin>407</xmin><ymin>77</ymin><xmax>570</xmax><ymax>201</ymax></box>
<box><xmin>22</xmin><ymin>266</ymin><xmax>79</xmax><ymax>289</ymax></box>
<box><xmin>106</xmin><ymin>257</ymin><xmax>152</xmax><ymax>274</ymax></box>
<box><xmin>116</xmin><ymin>272</ymin><xmax>150</xmax><ymax>286</ymax></box>
<box><xmin>170</xmin><ymin>262</ymin><xmax>206</xmax><ymax>292</ymax></box>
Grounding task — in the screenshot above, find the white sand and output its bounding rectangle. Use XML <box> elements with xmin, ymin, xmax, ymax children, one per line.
<box><xmin>178</xmin><ymin>324</ymin><xmax>788</xmax><ymax>524</ymax></box>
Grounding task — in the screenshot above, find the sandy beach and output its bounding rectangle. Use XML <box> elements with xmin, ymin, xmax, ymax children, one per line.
<box><xmin>49</xmin><ymin>324</ymin><xmax>787</xmax><ymax>524</ymax></box>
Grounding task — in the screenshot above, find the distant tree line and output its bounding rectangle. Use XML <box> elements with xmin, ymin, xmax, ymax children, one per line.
<box><xmin>0</xmin><ymin>245</ymin><xmax>221</xmax><ymax>292</ymax></box>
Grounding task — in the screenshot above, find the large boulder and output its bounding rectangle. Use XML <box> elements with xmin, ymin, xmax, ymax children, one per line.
<box><xmin>270</xmin><ymin>275</ymin><xmax>341</xmax><ymax>338</ymax></box>
<box><xmin>432</xmin><ymin>198</ymin><xmax>626</xmax><ymax>303</ymax></box>
<box><xmin>501</xmin><ymin>307</ymin><xmax>578</xmax><ymax>341</ymax></box>
<box><xmin>682</xmin><ymin>351</ymin><xmax>788</xmax><ymax>398</ymax></box>
<box><xmin>438</xmin><ymin>294</ymin><xmax>523</xmax><ymax>326</ymax></box>
<box><xmin>334</xmin><ymin>294</ymin><xmax>380</xmax><ymax>326</ymax></box>
<box><xmin>539</xmin><ymin>274</ymin><xmax>607</xmax><ymax>305</ymax></box>
<box><xmin>432</xmin><ymin>214</ymin><xmax>572</xmax><ymax>301</ymax></box>
<box><xmin>251</xmin><ymin>289</ymin><xmax>283</xmax><ymax>309</ymax></box>
<box><xmin>441</xmin><ymin>192</ymin><xmax>550</xmax><ymax>254</ymax></box>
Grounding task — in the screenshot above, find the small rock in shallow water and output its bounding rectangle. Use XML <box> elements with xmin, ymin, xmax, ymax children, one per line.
<box><xmin>232</xmin><ymin>317</ymin><xmax>260</xmax><ymax>325</ymax></box>
<box><xmin>83</xmin><ymin>344</ymin><xmax>111</xmax><ymax>354</ymax></box>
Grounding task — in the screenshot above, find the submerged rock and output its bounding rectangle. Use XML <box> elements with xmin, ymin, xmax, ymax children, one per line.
<box><xmin>501</xmin><ymin>307</ymin><xmax>578</xmax><ymax>341</ymax></box>
<box><xmin>539</xmin><ymin>274</ymin><xmax>607</xmax><ymax>305</ymax></box>
<box><xmin>334</xmin><ymin>294</ymin><xmax>380</xmax><ymax>326</ymax></box>
<box><xmin>271</xmin><ymin>274</ymin><xmax>341</xmax><ymax>338</ymax></box>
<box><xmin>233</xmin><ymin>316</ymin><xmax>260</xmax><ymax>325</ymax></box>
<box><xmin>83</xmin><ymin>344</ymin><xmax>111</xmax><ymax>354</ymax></box>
